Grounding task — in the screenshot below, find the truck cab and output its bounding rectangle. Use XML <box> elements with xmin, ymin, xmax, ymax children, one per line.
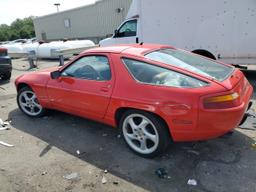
<box><xmin>100</xmin><ymin>18</ymin><xmax>139</xmax><ymax>46</ymax></box>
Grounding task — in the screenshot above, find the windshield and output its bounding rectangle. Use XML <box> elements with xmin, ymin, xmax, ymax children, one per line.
<box><xmin>145</xmin><ymin>49</ymin><xmax>234</xmax><ymax>81</ymax></box>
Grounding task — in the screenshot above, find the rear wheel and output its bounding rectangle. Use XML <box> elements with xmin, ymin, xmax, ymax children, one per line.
<box><xmin>17</xmin><ymin>87</ymin><xmax>46</xmax><ymax>117</ymax></box>
<box><xmin>119</xmin><ymin>110</ymin><xmax>170</xmax><ymax>158</ymax></box>
<box><xmin>1</xmin><ymin>72</ymin><xmax>11</xmax><ymax>80</ymax></box>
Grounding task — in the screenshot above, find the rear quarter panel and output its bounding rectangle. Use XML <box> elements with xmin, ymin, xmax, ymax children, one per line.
<box><xmin>104</xmin><ymin>53</ymin><xmax>227</xmax><ymax>140</ymax></box>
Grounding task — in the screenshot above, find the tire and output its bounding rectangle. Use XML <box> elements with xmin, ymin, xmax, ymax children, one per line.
<box><xmin>192</xmin><ymin>49</ymin><xmax>216</xmax><ymax>60</ymax></box>
<box><xmin>119</xmin><ymin>110</ymin><xmax>170</xmax><ymax>158</ymax></box>
<box><xmin>1</xmin><ymin>72</ymin><xmax>11</xmax><ymax>80</ymax></box>
<box><xmin>17</xmin><ymin>86</ymin><xmax>46</xmax><ymax>117</ymax></box>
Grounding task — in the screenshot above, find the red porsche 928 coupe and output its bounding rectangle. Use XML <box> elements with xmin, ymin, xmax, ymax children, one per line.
<box><xmin>15</xmin><ymin>44</ymin><xmax>253</xmax><ymax>157</ymax></box>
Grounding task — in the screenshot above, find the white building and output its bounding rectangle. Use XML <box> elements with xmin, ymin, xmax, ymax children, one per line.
<box><xmin>33</xmin><ymin>0</ymin><xmax>132</xmax><ymax>43</ymax></box>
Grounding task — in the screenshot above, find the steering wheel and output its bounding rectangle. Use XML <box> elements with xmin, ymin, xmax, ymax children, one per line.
<box><xmin>75</xmin><ymin>65</ymin><xmax>101</xmax><ymax>80</ymax></box>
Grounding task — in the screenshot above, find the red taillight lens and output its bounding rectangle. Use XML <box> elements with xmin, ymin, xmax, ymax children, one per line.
<box><xmin>203</xmin><ymin>92</ymin><xmax>240</xmax><ymax>109</ymax></box>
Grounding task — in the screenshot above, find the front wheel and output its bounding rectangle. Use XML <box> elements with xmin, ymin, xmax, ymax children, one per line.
<box><xmin>17</xmin><ymin>87</ymin><xmax>46</xmax><ymax>117</ymax></box>
<box><xmin>119</xmin><ymin>110</ymin><xmax>170</xmax><ymax>158</ymax></box>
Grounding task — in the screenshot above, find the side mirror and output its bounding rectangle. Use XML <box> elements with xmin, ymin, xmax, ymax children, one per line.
<box><xmin>50</xmin><ymin>70</ymin><xmax>61</xmax><ymax>79</ymax></box>
<box><xmin>114</xmin><ymin>29</ymin><xmax>118</xmax><ymax>37</ymax></box>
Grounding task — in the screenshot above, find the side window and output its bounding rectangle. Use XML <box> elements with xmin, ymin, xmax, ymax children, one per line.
<box><xmin>115</xmin><ymin>20</ymin><xmax>137</xmax><ymax>38</ymax></box>
<box><xmin>62</xmin><ymin>56</ymin><xmax>111</xmax><ymax>81</ymax></box>
<box><xmin>122</xmin><ymin>58</ymin><xmax>208</xmax><ymax>88</ymax></box>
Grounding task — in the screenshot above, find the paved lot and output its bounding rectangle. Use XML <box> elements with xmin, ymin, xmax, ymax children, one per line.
<box><xmin>0</xmin><ymin>58</ymin><xmax>255</xmax><ymax>192</ymax></box>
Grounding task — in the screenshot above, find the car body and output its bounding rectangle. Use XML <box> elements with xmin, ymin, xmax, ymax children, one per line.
<box><xmin>15</xmin><ymin>44</ymin><xmax>253</xmax><ymax>157</ymax></box>
<box><xmin>0</xmin><ymin>48</ymin><xmax>12</xmax><ymax>80</ymax></box>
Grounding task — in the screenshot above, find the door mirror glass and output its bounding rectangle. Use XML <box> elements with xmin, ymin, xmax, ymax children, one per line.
<box><xmin>50</xmin><ymin>70</ymin><xmax>61</xmax><ymax>79</ymax></box>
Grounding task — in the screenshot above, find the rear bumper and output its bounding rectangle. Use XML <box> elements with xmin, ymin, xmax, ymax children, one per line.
<box><xmin>0</xmin><ymin>64</ymin><xmax>12</xmax><ymax>75</ymax></box>
<box><xmin>172</xmin><ymin>85</ymin><xmax>253</xmax><ymax>141</ymax></box>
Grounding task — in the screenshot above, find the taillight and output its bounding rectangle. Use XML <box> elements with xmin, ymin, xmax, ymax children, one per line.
<box><xmin>203</xmin><ymin>92</ymin><xmax>240</xmax><ymax>109</ymax></box>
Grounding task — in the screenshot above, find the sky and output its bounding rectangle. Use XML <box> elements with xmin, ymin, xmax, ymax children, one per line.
<box><xmin>0</xmin><ymin>0</ymin><xmax>96</xmax><ymax>25</ymax></box>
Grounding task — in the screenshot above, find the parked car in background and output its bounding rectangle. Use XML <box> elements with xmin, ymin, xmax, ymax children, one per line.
<box><xmin>15</xmin><ymin>44</ymin><xmax>253</xmax><ymax>157</ymax></box>
<box><xmin>1</xmin><ymin>39</ymin><xmax>95</xmax><ymax>59</ymax></box>
<box><xmin>0</xmin><ymin>48</ymin><xmax>12</xmax><ymax>80</ymax></box>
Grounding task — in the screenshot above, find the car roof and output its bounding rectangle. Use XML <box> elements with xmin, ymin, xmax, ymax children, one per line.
<box><xmin>84</xmin><ymin>44</ymin><xmax>174</xmax><ymax>56</ymax></box>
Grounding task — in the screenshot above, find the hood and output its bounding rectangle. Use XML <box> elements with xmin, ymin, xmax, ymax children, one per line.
<box><xmin>15</xmin><ymin>66</ymin><xmax>60</xmax><ymax>87</ymax></box>
<box><xmin>38</xmin><ymin>66</ymin><xmax>60</xmax><ymax>73</ymax></box>
<box><xmin>99</xmin><ymin>37</ymin><xmax>113</xmax><ymax>46</ymax></box>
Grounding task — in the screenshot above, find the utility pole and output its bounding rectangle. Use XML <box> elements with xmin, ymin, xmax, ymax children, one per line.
<box><xmin>54</xmin><ymin>3</ymin><xmax>60</xmax><ymax>12</ymax></box>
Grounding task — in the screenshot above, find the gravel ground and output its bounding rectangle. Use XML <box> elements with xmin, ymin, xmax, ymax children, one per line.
<box><xmin>0</xmin><ymin>58</ymin><xmax>255</xmax><ymax>192</ymax></box>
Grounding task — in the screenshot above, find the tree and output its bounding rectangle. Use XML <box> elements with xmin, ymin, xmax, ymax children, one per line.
<box><xmin>0</xmin><ymin>17</ymin><xmax>35</xmax><ymax>41</ymax></box>
<box><xmin>0</xmin><ymin>24</ymin><xmax>11</xmax><ymax>41</ymax></box>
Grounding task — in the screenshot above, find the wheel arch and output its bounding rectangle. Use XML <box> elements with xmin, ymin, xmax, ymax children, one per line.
<box><xmin>16</xmin><ymin>84</ymin><xmax>46</xmax><ymax>117</ymax></box>
<box><xmin>114</xmin><ymin>107</ymin><xmax>172</xmax><ymax>138</ymax></box>
<box><xmin>192</xmin><ymin>49</ymin><xmax>216</xmax><ymax>60</ymax></box>
<box><xmin>17</xmin><ymin>83</ymin><xmax>31</xmax><ymax>92</ymax></box>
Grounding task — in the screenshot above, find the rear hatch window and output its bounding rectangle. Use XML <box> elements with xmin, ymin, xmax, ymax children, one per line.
<box><xmin>145</xmin><ymin>49</ymin><xmax>234</xmax><ymax>81</ymax></box>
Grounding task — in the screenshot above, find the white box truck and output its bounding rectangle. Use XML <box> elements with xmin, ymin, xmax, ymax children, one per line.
<box><xmin>100</xmin><ymin>0</ymin><xmax>256</xmax><ymax>66</ymax></box>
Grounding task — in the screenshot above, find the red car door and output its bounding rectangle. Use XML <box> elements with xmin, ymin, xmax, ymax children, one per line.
<box><xmin>46</xmin><ymin>76</ymin><xmax>78</xmax><ymax>114</ymax></box>
<box><xmin>47</xmin><ymin>54</ymin><xmax>115</xmax><ymax>119</ymax></box>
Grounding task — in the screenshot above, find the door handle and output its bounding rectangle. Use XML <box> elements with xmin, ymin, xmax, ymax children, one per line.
<box><xmin>100</xmin><ymin>85</ymin><xmax>111</xmax><ymax>92</ymax></box>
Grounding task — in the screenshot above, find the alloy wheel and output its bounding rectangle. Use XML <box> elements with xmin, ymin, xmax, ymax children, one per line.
<box><xmin>122</xmin><ymin>114</ymin><xmax>159</xmax><ymax>154</ymax></box>
<box><xmin>18</xmin><ymin>90</ymin><xmax>43</xmax><ymax>116</ymax></box>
